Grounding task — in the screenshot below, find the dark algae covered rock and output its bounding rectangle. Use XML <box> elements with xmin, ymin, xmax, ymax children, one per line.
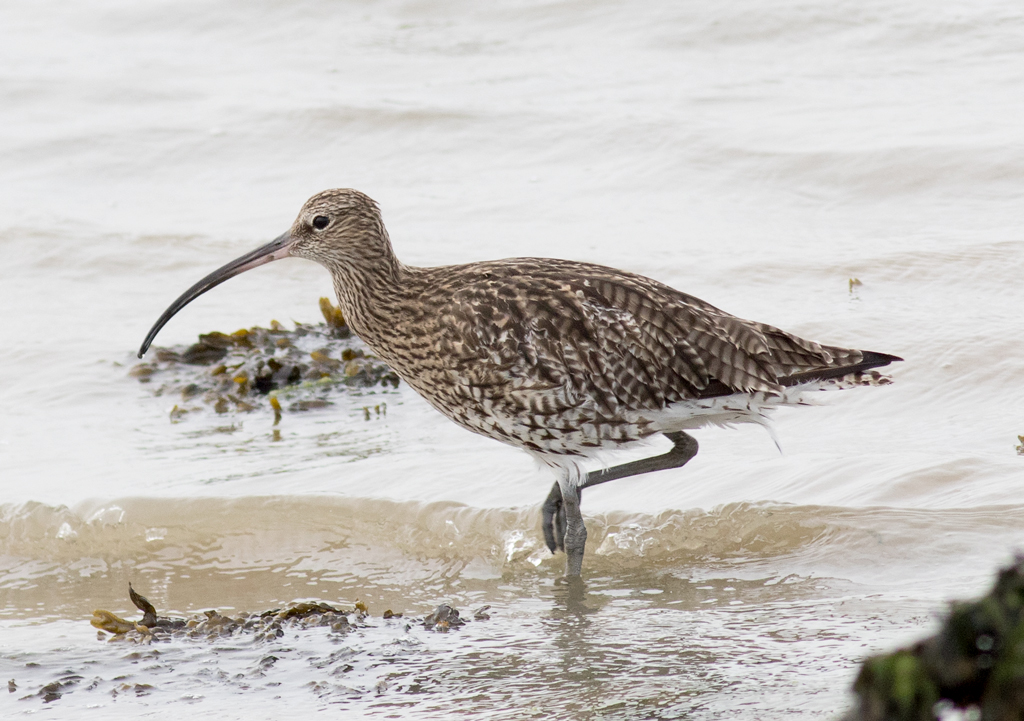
<box><xmin>128</xmin><ymin>298</ymin><xmax>399</xmax><ymax>420</ymax></box>
<box><xmin>848</xmin><ymin>556</ymin><xmax>1024</xmax><ymax>720</ymax></box>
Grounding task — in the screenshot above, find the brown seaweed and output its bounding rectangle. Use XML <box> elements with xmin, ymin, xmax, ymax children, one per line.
<box><xmin>422</xmin><ymin>604</ymin><xmax>465</xmax><ymax>632</ymax></box>
<box><xmin>128</xmin><ymin>298</ymin><xmax>399</xmax><ymax>421</ymax></box>
<box><xmin>318</xmin><ymin>296</ymin><xmax>350</xmax><ymax>334</ymax></box>
<box><xmin>89</xmin><ymin>610</ymin><xmax>138</xmax><ymax>636</ymax></box>
<box><xmin>89</xmin><ymin>584</ymin><xmax>488</xmax><ymax>644</ymax></box>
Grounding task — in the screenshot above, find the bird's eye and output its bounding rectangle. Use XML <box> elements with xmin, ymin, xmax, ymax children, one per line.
<box><xmin>312</xmin><ymin>215</ymin><xmax>330</xmax><ymax>231</ymax></box>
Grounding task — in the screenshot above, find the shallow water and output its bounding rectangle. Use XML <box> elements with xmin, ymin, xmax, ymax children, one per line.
<box><xmin>2</xmin><ymin>0</ymin><xmax>1023</xmax><ymax>717</ymax></box>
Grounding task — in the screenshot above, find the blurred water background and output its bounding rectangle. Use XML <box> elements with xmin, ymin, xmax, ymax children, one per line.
<box><xmin>1</xmin><ymin>0</ymin><xmax>1023</xmax><ymax>717</ymax></box>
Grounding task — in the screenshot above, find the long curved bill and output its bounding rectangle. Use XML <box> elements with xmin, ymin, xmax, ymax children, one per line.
<box><xmin>138</xmin><ymin>231</ymin><xmax>295</xmax><ymax>358</ymax></box>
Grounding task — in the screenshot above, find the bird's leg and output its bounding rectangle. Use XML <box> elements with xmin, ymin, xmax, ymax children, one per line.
<box><xmin>542</xmin><ymin>432</ymin><xmax>699</xmax><ymax>555</ymax></box>
<box><xmin>557</xmin><ymin>477</ymin><xmax>587</xmax><ymax>577</ymax></box>
<box><xmin>582</xmin><ymin>431</ymin><xmax>699</xmax><ymax>491</ymax></box>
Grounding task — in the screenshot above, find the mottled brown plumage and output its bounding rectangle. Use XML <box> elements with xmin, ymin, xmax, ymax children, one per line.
<box><xmin>139</xmin><ymin>188</ymin><xmax>901</xmax><ymax>576</ymax></box>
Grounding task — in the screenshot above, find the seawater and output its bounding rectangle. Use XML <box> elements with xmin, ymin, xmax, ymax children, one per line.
<box><xmin>1</xmin><ymin>0</ymin><xmax>1022</xmax><ymax>717</ymax></box>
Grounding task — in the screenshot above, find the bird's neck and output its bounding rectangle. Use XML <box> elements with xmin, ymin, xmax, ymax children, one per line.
<box><xmin>325</xmin><ymin>235</ymin><xmax>408</xmax><ymax>348</ymax></box>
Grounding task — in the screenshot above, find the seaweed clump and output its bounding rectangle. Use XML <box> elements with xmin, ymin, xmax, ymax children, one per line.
<box><xmin>90</xmin><ymin>584</ymin><xmax>488</xmax><ymax>644</ymax></box>
<box><xmin>128</xmin><ymin>298</ymin><xmax>399</xmax><ymax>420</ymax></box>
<box><xmin>92</xmin><ymin>584</ymin><xmax>372</xmax><ymax>644</ymax></box>
<box><xmin>847</xmin><ymin>556</ymin><xmax>1024</xmax><ymax>720</ymax></box>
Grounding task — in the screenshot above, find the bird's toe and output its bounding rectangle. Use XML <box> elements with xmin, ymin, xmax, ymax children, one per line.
<box><xmin>541</xmin><ymin>482</ymin><xmax>565</xmax><ymax>554</ymax></box>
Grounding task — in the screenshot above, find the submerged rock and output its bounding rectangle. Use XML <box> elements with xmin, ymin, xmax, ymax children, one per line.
<box><xmin>846</xmin><ymin>556</ymin><xmax>1024</xmax><ymax>720</ymax></box>
<box><xmin>128</xmin><ymin>298</ymin><xmax>399</xmax><ymax>420</ymax></box>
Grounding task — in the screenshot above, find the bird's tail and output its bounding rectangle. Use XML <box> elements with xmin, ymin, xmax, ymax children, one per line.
<box><xmin>779</xmin><ymin>350</ymin><xmax>902</xmax><ymax>387</ymax></box>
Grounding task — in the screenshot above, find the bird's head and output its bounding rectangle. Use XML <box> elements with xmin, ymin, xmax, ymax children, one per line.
<box><xmin>286</xmin><ymin>188</ymin><xmax>390</xmax><ymax>268</ymax></box>
<box><xmin>137</xmin><ymin>188</ymin><xmax>389</xmax><ymax>358</ymax></box>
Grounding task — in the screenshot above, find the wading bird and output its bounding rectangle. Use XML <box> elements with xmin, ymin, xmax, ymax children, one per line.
<box><xmin>139</xmin><ymin>189</ymin><xmax>900</xmax><ymax>576</ymax></box>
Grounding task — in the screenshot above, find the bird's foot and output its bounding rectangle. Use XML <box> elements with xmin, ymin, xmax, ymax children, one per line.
<box><xmin>542</xmin><ymin>482</ymin><xmax>587</xmax><ymax>577</ymax></box>
<box><xmin>541</xmin><ymin>482</ymin><xmax>566</xmax><ymax>553</ymax></box>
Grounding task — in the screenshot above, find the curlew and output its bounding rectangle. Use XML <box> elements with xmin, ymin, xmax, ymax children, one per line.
<box><xmin>139</xmin><ymin>189</ymin><xmax>901</xmax><ymax>576</ymax></box>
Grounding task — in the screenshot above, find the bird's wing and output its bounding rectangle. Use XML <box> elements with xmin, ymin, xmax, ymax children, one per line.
<box><xmin>432</xmin><ymin>259</ymin><xmax>847</xmax><ymax>418</ymax></box>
